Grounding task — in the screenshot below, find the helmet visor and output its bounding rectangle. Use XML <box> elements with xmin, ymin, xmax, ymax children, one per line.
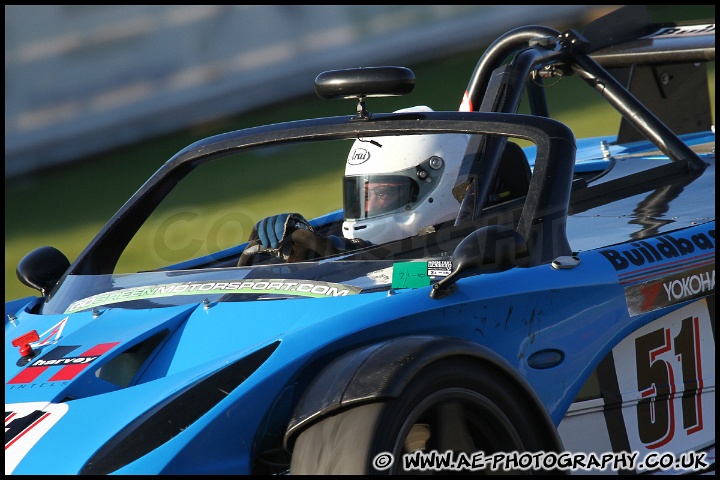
<box><xmin>343</xmin><ymin>175</ymin><xmax>418</xmax><ymax>219</ymax></box>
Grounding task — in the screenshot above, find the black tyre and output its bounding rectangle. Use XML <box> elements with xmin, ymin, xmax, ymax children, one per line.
<box><xmin>290</xmin><ymin>358</ymin><xmax>560</xmax><ymax>474</ymax></box>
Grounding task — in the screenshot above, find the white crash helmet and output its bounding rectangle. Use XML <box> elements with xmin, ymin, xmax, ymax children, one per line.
<box><xmin>342</xmin><ymin>106</ymin><xmax>470</xmax><ymax>244</ymax></box>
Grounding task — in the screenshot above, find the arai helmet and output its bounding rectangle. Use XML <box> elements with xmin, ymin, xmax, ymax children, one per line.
<box><xmin>342</xmin><ymin>106</ymin><xmax>470</xmax><ymax>244</ymax></box>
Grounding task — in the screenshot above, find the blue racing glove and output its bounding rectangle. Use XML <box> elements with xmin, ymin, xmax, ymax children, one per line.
<box><xmin>252</xmin><ymin>212</ymin><xmax>315</xmax><ymax>251</ymax></box>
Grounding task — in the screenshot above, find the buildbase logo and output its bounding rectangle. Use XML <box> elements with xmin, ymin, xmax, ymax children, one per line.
<box><xmin>599</xmin><ymin>228</ymin><xmax>715</xmax><ymax>272</ymax></box>
<box><xmin>7</xmin><ymin>342</ymin><xmax>120</xmax><ymax>384</ymax></box>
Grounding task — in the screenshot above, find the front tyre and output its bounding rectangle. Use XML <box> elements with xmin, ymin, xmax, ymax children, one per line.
<box><xmin>290</xmin><ymin>358</ymin><xmax>560</xmax><ymax>474</ymax></box>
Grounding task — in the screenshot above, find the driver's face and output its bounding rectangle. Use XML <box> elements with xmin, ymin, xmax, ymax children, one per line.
<box><xmin>365</xmin><ymin>182</ymin><xmax>402</xmax><ymax>212</ymax></box>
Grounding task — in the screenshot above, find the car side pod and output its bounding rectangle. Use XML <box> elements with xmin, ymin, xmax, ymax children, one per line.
<box><xmin>430</xmin><ymin>225</ymin><xmax>529</xmax><ymax>299</ymax></box>
<box><xmin>16</xmin><ymin>245</ymin><xmax>70</xmax><ymax>297</ymax></box>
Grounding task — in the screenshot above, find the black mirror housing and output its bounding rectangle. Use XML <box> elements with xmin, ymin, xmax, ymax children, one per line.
<box><xmin>16</xmin><ymin>246</ymin><xmax>70</xmax><ymax>297</ymax></box>
<box><xmin>431</xmin><ymin>225</ymin><xmax>529</xmax><ymax>299</ymax></box>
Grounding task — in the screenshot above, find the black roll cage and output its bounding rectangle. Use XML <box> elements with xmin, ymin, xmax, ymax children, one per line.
<box><xmin>456</xmin><ymin>18</ymin><xmax>711</xmax><ymax>223</ymax></box>
<box><xmin>66</xmin><ymin>112</ymin><xmax>575</xmax><ymax>278</ymax></box>
<box><xmin>54</xmin><ymin>8</ymin><xmax>714</xmax><ymax>299</ymax></box>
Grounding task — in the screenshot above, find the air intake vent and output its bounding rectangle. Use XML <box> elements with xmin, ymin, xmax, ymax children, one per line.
<box><xmin>80</xmin><ymin>341</ymin><xmax>280</xmax><ymax>474</ymax></box>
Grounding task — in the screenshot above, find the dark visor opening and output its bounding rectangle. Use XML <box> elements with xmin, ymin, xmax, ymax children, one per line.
<box><xmin>343</xmin><ymin>175</ymin><xmax>418</xmax><ymax>219</ymax></box>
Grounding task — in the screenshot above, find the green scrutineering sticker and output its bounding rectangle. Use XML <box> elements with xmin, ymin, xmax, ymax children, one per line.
<box><xmin>391</xmin><ymin>261</ymin><xmax>431</xmax><ymax>289</ymax></box>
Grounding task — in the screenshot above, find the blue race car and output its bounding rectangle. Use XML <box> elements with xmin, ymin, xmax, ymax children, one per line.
<box><xmin>5</xmin><ymin>6</ymin><xmax>715</xmax><ymax>475</ymax></box>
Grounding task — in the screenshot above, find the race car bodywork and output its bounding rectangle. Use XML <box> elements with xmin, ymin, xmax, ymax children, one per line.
<box><xmin>5</xmin><ymin>6</ymin><xmax>715</xmax><ymax>475</ymax></box>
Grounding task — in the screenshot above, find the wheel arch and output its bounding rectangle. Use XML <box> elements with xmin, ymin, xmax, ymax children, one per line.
<box><xmin>284</xmin><ymin>335</ymin><xmax>561</xmax><ymax>452</ymax></box>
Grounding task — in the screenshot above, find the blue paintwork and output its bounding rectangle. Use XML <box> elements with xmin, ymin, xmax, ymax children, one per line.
<box><xmin>6</xmin><ymin>217</ymin><xmax>714</xmax><ymax>473</ymax></box>
<box><xmin>5</xmin><ymin>14</ymin><xmax>715</xmax><ymax>472</ymax></box>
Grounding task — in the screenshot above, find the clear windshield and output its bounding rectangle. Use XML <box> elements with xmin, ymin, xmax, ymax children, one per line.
<box><xmin>43</xmin><ymin>260</ymin><xmax>397</xmax><ymax>315</ymax></box>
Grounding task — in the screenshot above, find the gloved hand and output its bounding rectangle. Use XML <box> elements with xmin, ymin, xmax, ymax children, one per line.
<box><xmin>240</xmin><ymin>213</ymin><xmax>372</xmax><ymax>266</ymax></box>
<box><xmin>251</xmin><ymin>212</ymin><xmax>315</xmax><ymax>252</ymax></box>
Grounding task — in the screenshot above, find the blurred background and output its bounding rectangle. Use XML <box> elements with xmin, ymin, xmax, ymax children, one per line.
<box><xmin>5</xmin><ymin>5</ymin><xmax>715</xmax><ymax>301</ymax></box>
<box><xmin>5</xmin><ymin>5</ymin><xmax>611</xmax><ymax>177</ymax></box>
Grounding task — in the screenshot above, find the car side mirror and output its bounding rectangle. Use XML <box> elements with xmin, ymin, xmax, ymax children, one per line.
<box><xmin>16</xmin><ymin>246</ymin><xmax>70</xmax><ymax>297</ymax></box>
<box><xmin>430</xmin><ymin>225</ymin><xmax>529</xmax><ymax>299</ymax></box>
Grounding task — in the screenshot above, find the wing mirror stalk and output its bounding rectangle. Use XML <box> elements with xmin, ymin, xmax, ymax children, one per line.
<box><xmin>430</xmin><ymin>225</ymin><xmax>529</xmax><ymax>299</ymax></box>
